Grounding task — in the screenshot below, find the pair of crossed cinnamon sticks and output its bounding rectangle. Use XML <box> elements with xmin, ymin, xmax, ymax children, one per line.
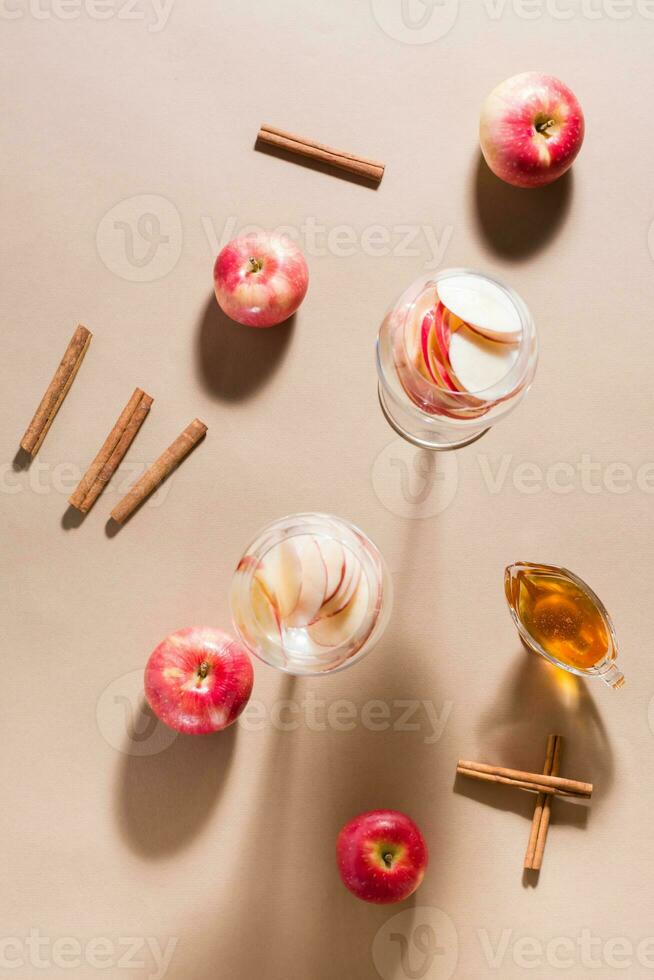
<box><xmin>19</xmin><ymin>324</ymin><xmax>207</xmax><ymax>524</ymax></box>
<box><xmin>457</xmin><ymin>735</ymin><xmax>591</xmax><ymax>871</ymax></box>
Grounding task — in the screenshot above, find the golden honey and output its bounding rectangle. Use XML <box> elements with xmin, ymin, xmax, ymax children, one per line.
<box><xmin>505</xmin><ymin>563</ymin><xmax>616</xmax><ymax>672</ymax></box>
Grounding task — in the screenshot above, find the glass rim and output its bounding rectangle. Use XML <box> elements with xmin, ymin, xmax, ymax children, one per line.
<box><xmin>388</xmin><ymin>267</ymin><xmax>538</xmax><ymax>401</ymax></box>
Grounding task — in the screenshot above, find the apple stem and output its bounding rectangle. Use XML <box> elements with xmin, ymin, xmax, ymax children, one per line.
<box><xmin>198</xmin><ymin>661</ymin><xmax>209</xmax><ymax>680</ymax></box>
<box><xmin>383</xmin><ymin>852</ymin><xmax>394</xmax><ymax>867</ymax></box>
<box><xmin>535</xmin><ymin>118</ymin><xmax>555</xmax><ymax>136</ymax></box>
<box><xmin>248</xmin><ymin>256</ymin><xmax>263</xmax><ymax>274</ymax></box>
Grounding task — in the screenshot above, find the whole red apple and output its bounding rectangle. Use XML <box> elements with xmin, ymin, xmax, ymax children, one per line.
<box><xmin>480</xmin><ymin>72</ymin><xmax>584</xmax><ymax>188</ymax></box>
<box><xmin>144</xmin><ymin>627</ymin><xmax>254</xmax><ymax>735</ymax></box>
<box><xmin>336</xmin><ymin>810</ymin><xmax>428</xmax><ymax>904</ymax></box>
<box><xmin>213</xmin><ymin>231</ymin><xmax>309</xmax><ymax>327</ymax></box>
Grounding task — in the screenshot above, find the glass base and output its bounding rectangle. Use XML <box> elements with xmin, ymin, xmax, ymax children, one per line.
<box><xmin>378</xmin><ymin>384</ymin><xmax>490</xmax><ymax>452</ymax></box>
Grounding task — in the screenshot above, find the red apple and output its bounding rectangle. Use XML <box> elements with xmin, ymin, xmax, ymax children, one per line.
<box><xmin>144</xmin><ymin>626</ymin><xmax>254</xmax><ymax>735</ymax></box>
<box><xmin>213</xmin><ymin>231</ymin><xmax>309</xmax><ymax>327</ymax></box>
<box><xmin>336</xmin><ymin>810</ymin><xmax>428</xmax><ymax>904</ymax></box>
<box><xmin>480</xmin><ymin>72</ymin><xmax>584</xmax><ymax>188</ymax></box>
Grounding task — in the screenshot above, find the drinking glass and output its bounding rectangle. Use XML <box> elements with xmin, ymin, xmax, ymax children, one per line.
<box><xmin>230</xmin><ymin>513</ymin><xmax>392</xmax><ymax>675</ymax></box>
<box><xmin>376</xmin><ymin>268</ymin><xmax>538</xmax><ymax>450</ymax></box>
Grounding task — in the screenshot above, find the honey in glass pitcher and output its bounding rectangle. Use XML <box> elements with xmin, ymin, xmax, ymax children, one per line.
<box><xmin>505</xmin><ymin>562</ymin><xmax>625</xmax><ymax>689</ymax></box>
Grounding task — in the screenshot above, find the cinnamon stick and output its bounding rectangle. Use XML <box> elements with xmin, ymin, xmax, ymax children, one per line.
<box><xmin>531</xmin><ymin>736</ymin><xmax>563</xmax><ymax>870</ymax></box>
<box><xmin>256</xmin><ymin>124</ymin><xmax>385</xmax><ymax>184</ymax></box>
<box><xmin>110</xmin><ymin>419</ymin><xmax>207</xmax><ymax>525</ymax></box>
<box><xmin>68</xmin><ymin>388</ymin><xmax>153</xmax><ymax>514</ymax></box>
<box><xmin>524</xmin><ymin>735</ymin><xmax>557</xmax><ymax>869</ymax></box>
<box><xmin>456</xmin><ymin>760</ymin><xmax>591</xmax><ymax>799</ymax></box>
<box><xmin>20</xmin><ymin>325</ymin><xmax>92</xmax><ymax>455</ymax></box>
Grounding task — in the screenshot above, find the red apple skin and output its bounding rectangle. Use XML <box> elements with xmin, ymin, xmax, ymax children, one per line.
<box><xmin>144</xmin><ymin>627</ymin><xmax>254</xmax><ymax>735</ymax></box>
<box><xmin>336</xmin><ymin>810</ymin><xmax>428</xmax><ymax>904</ymax></box>
<box><xmin>480</xmin><ymin>72</ymin><xmax>584</xmax><ymax>188</ymax></box>
<box><xmin>213</xmin><ymin>231</ymin><xmax>309</xmax><ymax>328</ymax></box>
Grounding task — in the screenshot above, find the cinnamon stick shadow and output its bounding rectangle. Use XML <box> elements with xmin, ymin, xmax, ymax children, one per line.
<box><xmin>61</xmin><ymin>504</ymin><xmax>86</xmax><ymax>530</ymax></box>
<box><xmin>12</xmin><ymin>448</ymin><xmax>33</xmax><ymax>471</ymax></box>
<box><xmin>255</xmin><ymin>138</ymin><xmax>381</xmax><ymax>189</ymax></box>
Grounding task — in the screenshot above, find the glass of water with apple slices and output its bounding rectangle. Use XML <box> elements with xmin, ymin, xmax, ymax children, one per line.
<box><xmin>376</xmin><ymin>268</ymin><xmax>538</xmax><ymax>450</ymax></box>
<box><xmin>230</xmin><ymin>513</ymin><xmax>393</xmax><ymax>675</ymax></box>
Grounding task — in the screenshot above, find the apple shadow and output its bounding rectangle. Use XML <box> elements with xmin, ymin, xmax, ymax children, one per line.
<box><xmin>473</xmin><ymin>152</ymin><xmax>573</xmax><ymax>261</ymax></box>
<box><xmin>177</xmin><ymin>644</ymin><xmax>431</xmax><ymax>979</ymax></box>
<box><xmin>254</xmin><ymin>138</ymin><xmax>382</xmax><ymax>190</ymax></box>
<box><xmin>114</xmin><ymin>699</ymin><xmax>237</xmax><ymax>858</ymax></box>
<box><xmin>195</xmin><ymin>294</ymin><xmax>295</xmax><ymax>402</ymax></box>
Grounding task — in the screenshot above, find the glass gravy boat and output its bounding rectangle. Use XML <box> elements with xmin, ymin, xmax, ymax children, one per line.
<box><xmin>505</xmin><ymin>562</ymin><xmax>625</xmax><ymax>690</ymax></box>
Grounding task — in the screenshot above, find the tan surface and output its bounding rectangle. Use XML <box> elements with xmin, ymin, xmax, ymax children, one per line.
<box><xmin>2</xmin><ymin>3</ymin><xmax>653</xmax><ymax>978</ymax></box>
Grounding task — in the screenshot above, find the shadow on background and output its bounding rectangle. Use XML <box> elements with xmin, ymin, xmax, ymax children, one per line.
<box><xmin>179</xmin><ymin>645</ymin><xmax>434</xmax><ymax>978</ymax></box>
<box><xmin>12</xmin><ymin>448</ymin><xmax>32</xmax><ymax>471</ymax></box>
<box><xmin>453</xmin><ymin>649</ymin><xmax>609</xmax><ymax>887</ymax></box>
<box><xmin>115</xmin><ymin>699</ymin><xmax>236</xmax><ymax>858</ymax></box>
<box><xmin>473</xmin><ymin>153</ymin><xmax>573</xmax><ymax>260</ymax></box>
<box><xmin>61</xmin><ymin>504</ymin><xmax>85</xmax><ymax>530</ymax></box>
<box><xmin>475</xmin><ymin>648</ymin><xmax>613</xmax><ymax>801</ymax></box>
<box><xmin>195</xmin><ymin>293</ymin><xmax>295</xmax><ymax>402</ymax></box>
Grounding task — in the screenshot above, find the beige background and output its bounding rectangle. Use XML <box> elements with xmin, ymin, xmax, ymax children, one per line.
<box><xmin>2</xmin><ymin>1</ymin><xmax>654</xmax><ymax>978</ymax></box>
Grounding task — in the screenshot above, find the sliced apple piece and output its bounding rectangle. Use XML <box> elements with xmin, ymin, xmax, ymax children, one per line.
<box><xmin>308</xmin><ymin>574</ymin><xmax>370</xmax><ymax>647</ymax></box>
<box><xmin>318</xmin><ymin>548</ymin><xmax>362</xmax><ymax>619</ymax></box>
<box><xmin>285</xmin><ymin>536</ymin><xmax>328</xmax><ymax>628</ymax></box>
<box><xmin>316</xmin><ymin>539</ymin><xmax>345</xmax><ymax>604</ymax></box>
<box><xmin>448</xmin><ymin>326</ymin><xmax>519</xmax><ymax>393</ymax></box>
<box><xmin>257</xmin><ymin>539</ymin><xmax>302</xmax><ymax>619</ymax></box>
<box><xmin>250</xmin><ymin>575</ymin><xmax>281</xmax><ymax>640</ymax></box>
<box><xmin>438</xmin><ymin>273</ymin><xmax>522</xmax><ymax>343</ymax></box>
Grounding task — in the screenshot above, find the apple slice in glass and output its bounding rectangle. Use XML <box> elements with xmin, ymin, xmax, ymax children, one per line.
<box><xmin>437</xmin><ymin>273</ymin><xmax>522</xmax><ymax>343</ymax></box>
<box><xmin>285</xmin><ymin>536</ymin><xmax>328</xmax><ymax>628</ymax></box>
